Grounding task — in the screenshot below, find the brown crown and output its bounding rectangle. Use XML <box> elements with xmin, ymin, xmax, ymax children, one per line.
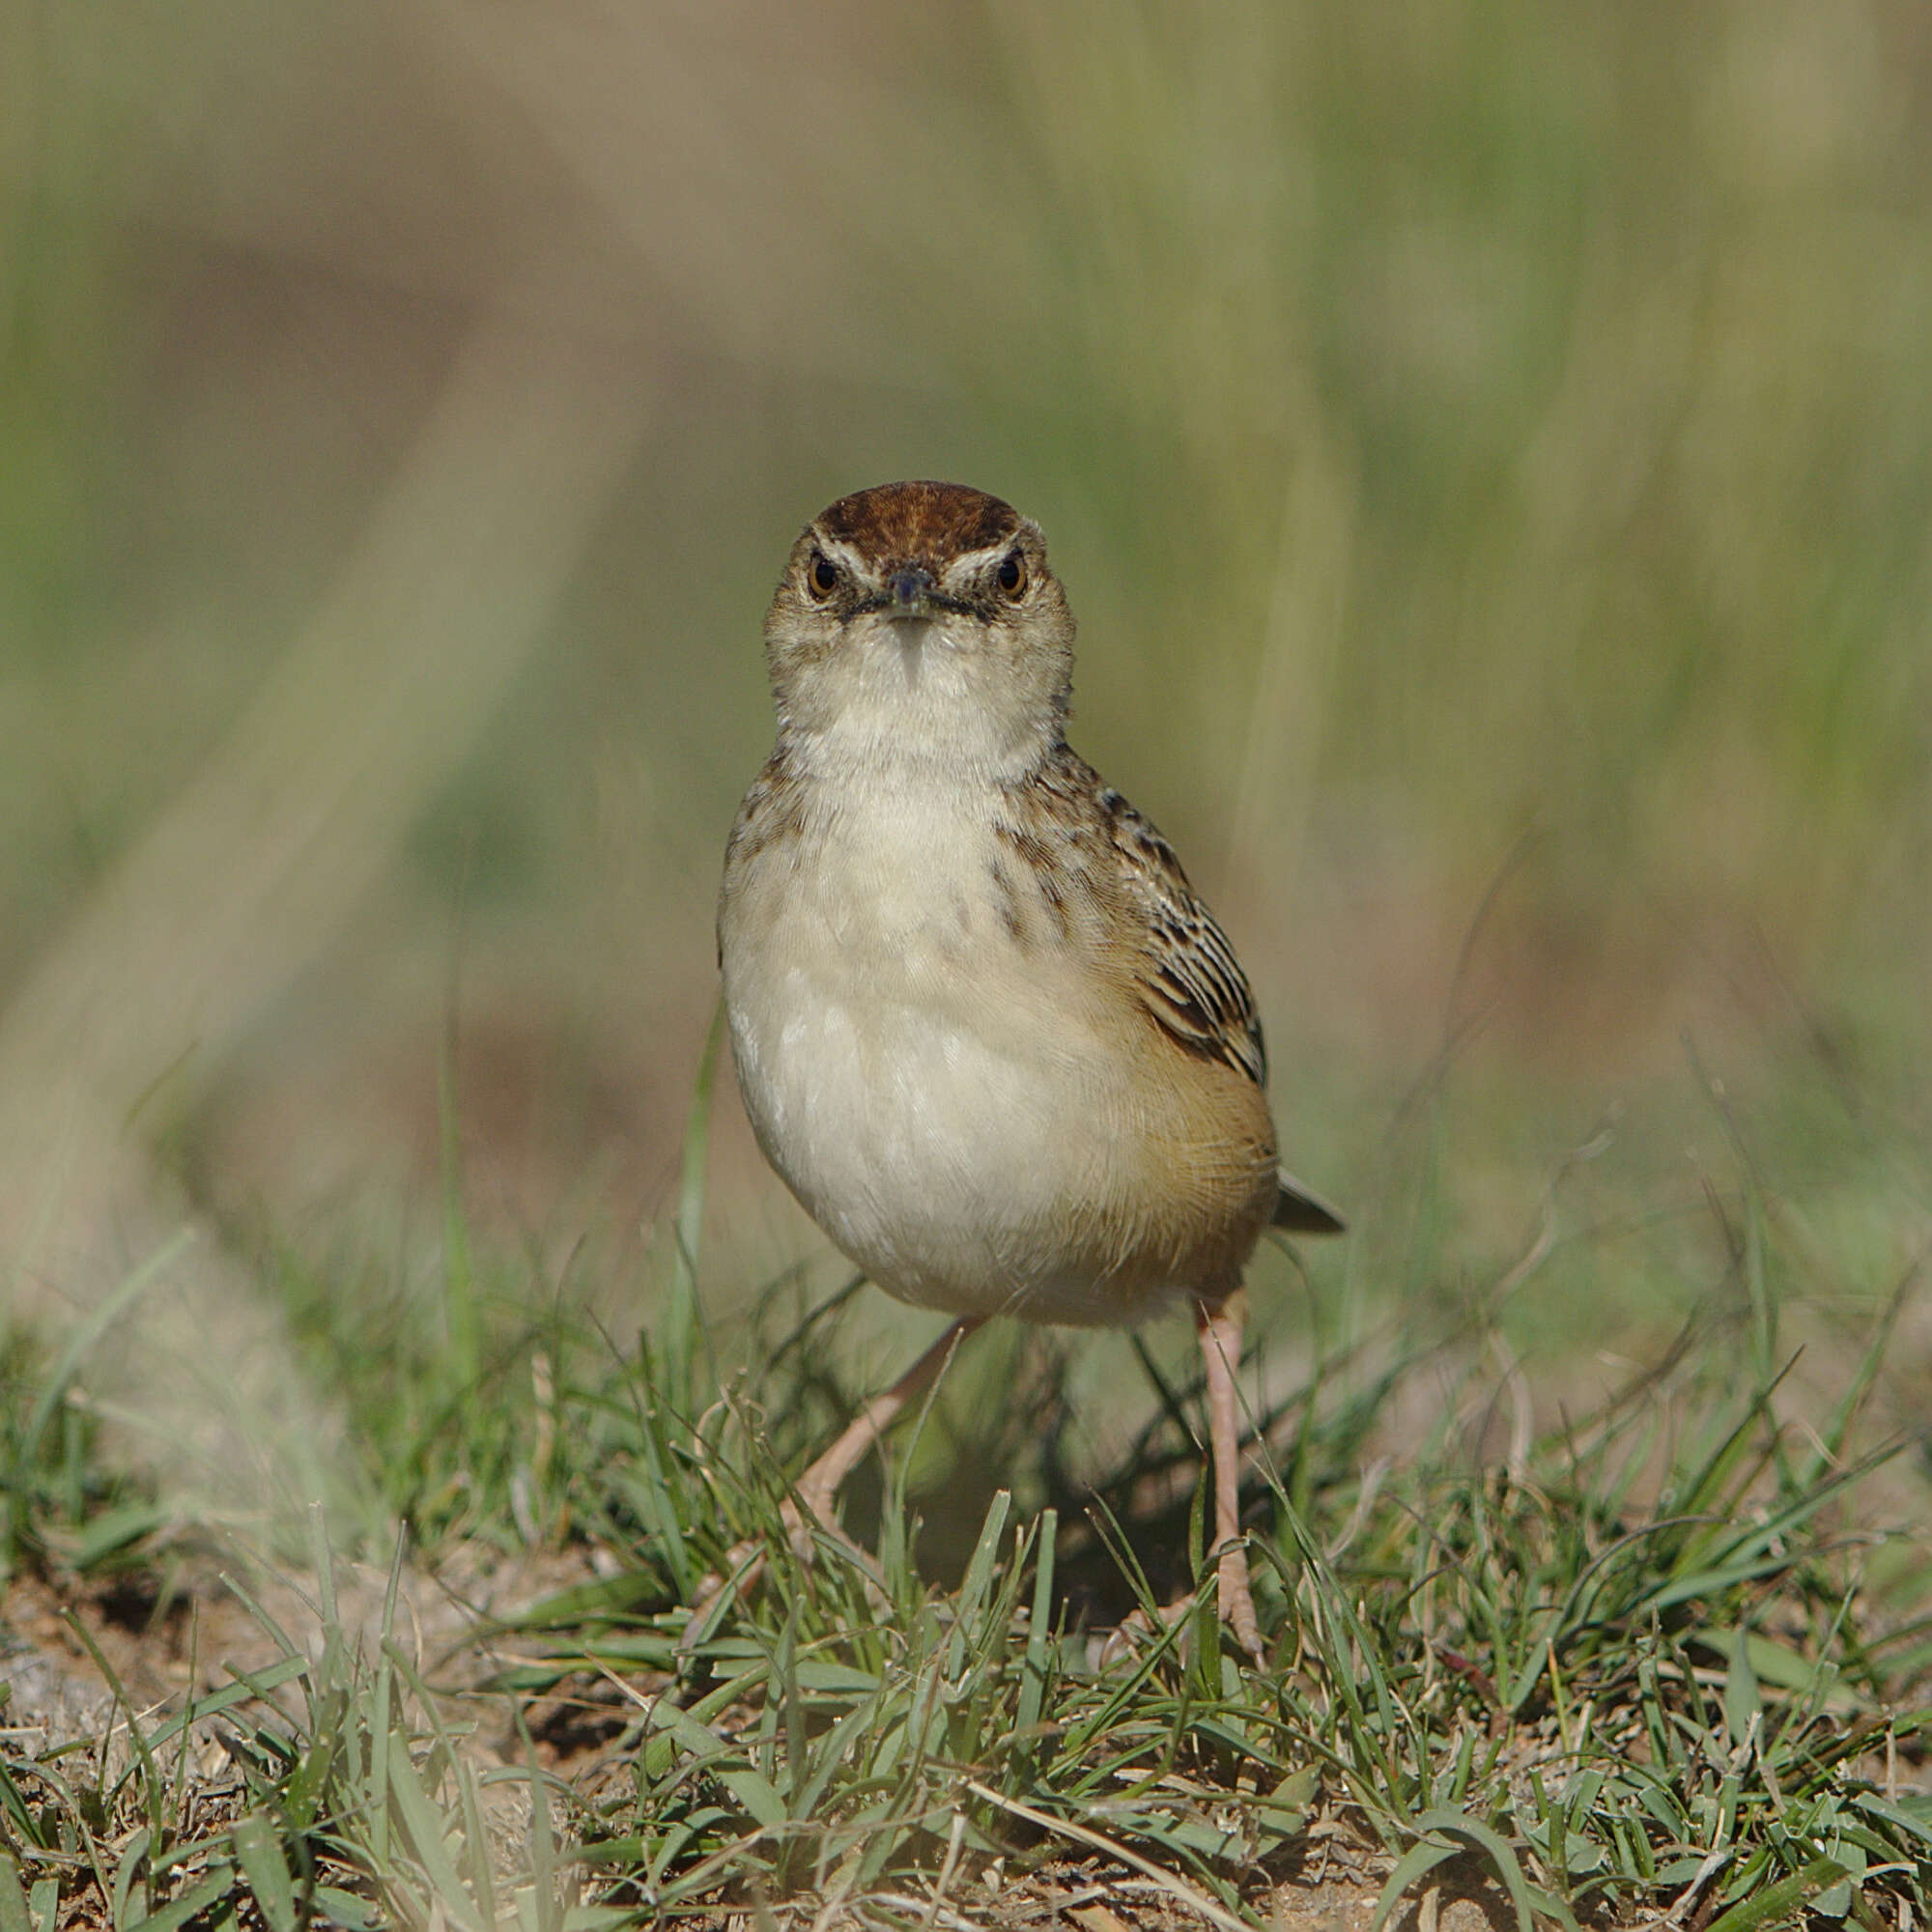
<box><xmin>814</xmin><ymin>481</ymin><xmax>1021</xmax><ymax>565</ymax></box>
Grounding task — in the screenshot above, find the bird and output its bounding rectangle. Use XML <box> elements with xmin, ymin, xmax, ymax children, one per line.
<box><xmin>716</xmin><ymin>479</ymin><xmax>1342</xmax><ymax>1653</ymax></box>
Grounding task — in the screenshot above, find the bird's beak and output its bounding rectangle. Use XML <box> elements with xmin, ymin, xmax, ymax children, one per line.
<box><xmin>887</xmin><ymin>565</ymin><xmax>937</xmax><ymax>620</ymax></box>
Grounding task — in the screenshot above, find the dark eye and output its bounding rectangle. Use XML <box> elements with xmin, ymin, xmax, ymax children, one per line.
<box><xmin>808</xmin><ymin>551</ymin><xmax>840</xmax><ymax>600</ymax></box>
<box><xmin>996</xmin><ymin>549</ymin><xmax>1028</xmax><ymax>599</ymax></box>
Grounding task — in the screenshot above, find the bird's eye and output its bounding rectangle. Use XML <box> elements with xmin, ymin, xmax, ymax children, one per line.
<box><xmin>808</xmin><ymin>551</ymin><xmax>840</xmax><ymax>600</ymax></box>
<box><xmin>996</xmin><ymin>549</ymin><xmax>1028</xmax><ymax>599</ymax></box>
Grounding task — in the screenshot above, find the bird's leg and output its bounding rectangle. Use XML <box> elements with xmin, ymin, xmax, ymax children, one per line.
<box><xmin>687</xmin><ymin>1316</ymin><xmax>983</xmax><ymax>1630</ymax></box>
<box><xmin>791</xmin><ymin>1315</ymin><xmax>983</xmax><ymax>1532</ymax></box>
<box><xmin>1195</xmin><ymin>1291</ymin><xmax>1263</xmax><ymax>1657</ymax></box>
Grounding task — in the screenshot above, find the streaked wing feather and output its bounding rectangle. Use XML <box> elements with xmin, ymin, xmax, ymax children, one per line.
<box><xmin>1098</xmin><ymin>783</ymin><xmax>1268</xmax><ymax>1087</ymax></box>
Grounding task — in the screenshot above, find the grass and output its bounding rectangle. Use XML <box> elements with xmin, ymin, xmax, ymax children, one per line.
<box><xmin>2</xmin><ymin>1053</ymin><xmax>1929</xmax><ymax>1931</ymax></box>
<box><xmin>7</xmin><ymin>10</ymin><xmax>1932</xmax><ymax>1924</ymax></box>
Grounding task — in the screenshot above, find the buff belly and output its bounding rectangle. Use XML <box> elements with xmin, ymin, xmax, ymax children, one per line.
<box><xmin>720</xmin><ymin>783</ymin><xmax>1276</xmax><ymax>1323</ymax></box>
<box><xmin>725</xmin><ymin>959</ymin><xmax>1167</xmax><ymax>1323</ymax></box>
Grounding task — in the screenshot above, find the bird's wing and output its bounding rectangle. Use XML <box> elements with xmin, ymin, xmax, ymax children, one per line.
<box><xmin>1034</xmin><ymin>753</ymin><xmax>1347</xmax><ymax>1234</ymax></box>
<box><xmin>1091</xmin><ymin>774</ymin><xmax>1269</xmax><ymax>1088</ymax></box>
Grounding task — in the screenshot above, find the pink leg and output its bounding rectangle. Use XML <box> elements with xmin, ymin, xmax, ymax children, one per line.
<box><xmin>1196</xmin><ymin>1293</ymin><xmax>1263</xmax><ymax>1656</ymax></box>
<box><xmin>686</xmin><ymin>1316</ymin><xmax>982</xmax><ymax>1632</ymax></box>
<box><xmin>793</xmin><ymin>1316</ymin><xmax>982</xmax><ymax>1528</ymax></box>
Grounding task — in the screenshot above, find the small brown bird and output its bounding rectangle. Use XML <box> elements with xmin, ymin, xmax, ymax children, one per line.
<box><xmin>718</xmin><ymin>480</ymin><xmax>1341</xmax><ymax>1651</ymax></box>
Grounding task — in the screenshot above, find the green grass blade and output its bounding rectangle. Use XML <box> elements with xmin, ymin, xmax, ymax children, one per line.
<box><xmin>231</xmin><ymin>1816</ymin><xmax>297</xmax><ymax>1932</ymax></box>
<box><xmin>1016</xmin><ymin>1507</ymin><xmax>1057</xmax><ymax>1745</ymax></box>
<box><xmin>1408</xmin><ymin>1809</ymin><xmax>1575</xmax><ymax>1932</ymax></box>
<box><xmin>14</xmin><ymin>1231</ymin><xmax>187</xmax><ymax>1504</ymax></box>
<box><xmin>0</xmin><ymin>1859</ymin><xmax>27</xmax><ymax>1932</ymax></box>
<box><xmin>1702</xmin><ymin>1857</ymin><xmax>1849</xmax><ymax>1932</ymax></box>
<box><xmin>665</xmin><ymin>999</ymin><xmax>726</xmax><ymax>1408</ymax></box>
<box><xmin>1372</xmin><ymin>1839</ymin><xmax>1462</xmax><ymax>1930</ymax></box>
<box><xmin>121</xmin><ymin>1868</ymin><xmax>235</xmax><ymax>1932</ymax></box>
<box><xmin>109</xmin><ymin>1826</ymin><xmax>150</xmax><ymax>1930</ymax></box>
<box><xmin>1722</xmin><ymin>1625</ymin><xmax>1761</xmax><ymax>1752</ymax></box>
<box><xmin>946</xmin><ymin>1488</ymin><xmax>1011</xmax><ymax>1678</ymax></box>
<box><xmin>383</xmin><ymin>1730</ymin><xmax>482</xmax><ymax>1930</ymax></box>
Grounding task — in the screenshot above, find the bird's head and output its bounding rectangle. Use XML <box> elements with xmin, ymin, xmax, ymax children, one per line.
<box><xmin>763</xmin><ymin>480</ymin><xmax>1075</xmax><ymax>780</ymax></box>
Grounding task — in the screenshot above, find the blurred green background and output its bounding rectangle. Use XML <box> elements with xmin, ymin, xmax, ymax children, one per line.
<box><xmin>3</xmin><ymin>0</ymin><xmax>1930</xmax><ymax>1401</ymax></box>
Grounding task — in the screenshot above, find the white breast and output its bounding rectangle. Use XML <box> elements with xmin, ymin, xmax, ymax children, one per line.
<box><xmin>721</xmin><ymin>784</ymin><xmax>1140</xmax><ymax>1322</ymax></box>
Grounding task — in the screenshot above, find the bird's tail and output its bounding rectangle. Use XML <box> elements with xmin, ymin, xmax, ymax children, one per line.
<box><xmin>1273</xmin><ymin>1170</ymin><xmax>1346</xmax><ymax>1235</ymax></box>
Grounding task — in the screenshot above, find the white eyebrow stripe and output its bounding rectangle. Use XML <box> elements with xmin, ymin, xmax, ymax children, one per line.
<box><xmin>806</xmin><ymin>529</ymin><xmax>1023</xmax><ymax>583</ymax></box>
<box><xmin>810</xmin><ymin>535</ymin><xmax>874</xmax><ymax>574</ymax></box>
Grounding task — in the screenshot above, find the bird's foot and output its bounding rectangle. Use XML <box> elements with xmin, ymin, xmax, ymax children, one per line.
<box><xmin>1092</xmin><ymin>1540</ymin><xmax>1264</xmax><ymax>1668</ymax></box>
<box><xmin>1216</xmin><ymin>1538</ymin><xmax>1264</xmax><ymax>1660</ymax></box>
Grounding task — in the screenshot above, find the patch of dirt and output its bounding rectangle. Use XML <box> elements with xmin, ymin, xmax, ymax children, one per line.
<box><xmin>0</xmin><ymin>1542</ymin><xmax>603</xmax><ymax>1739</ymax></box>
